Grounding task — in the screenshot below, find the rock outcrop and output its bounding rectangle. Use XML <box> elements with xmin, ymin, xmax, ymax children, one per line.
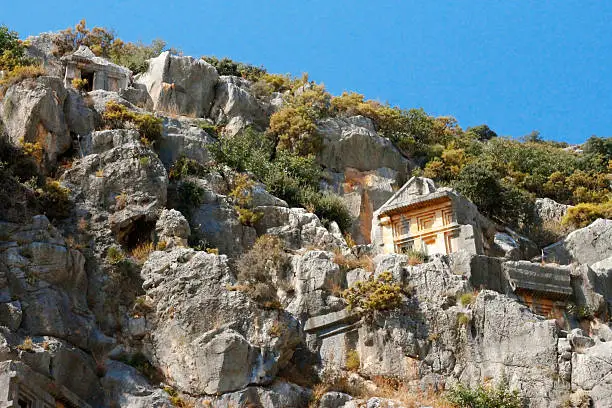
<box><xmin>0</xmin><ymin>76</ymin><xmax>70</xmax><ymax>170</ymax></box>
<box><xmin>544</xmin><ymin>218</ymin><xmax>612</xmax><ymax>266</ymax></box>
<box><xmin>136</xmin><ymin>51</ymin><xmax>219</xmax><ymax>117</ymax></box>
<box><xmin>140</xmin><ymin>248</ymin><xmax>301</xmax><ymax>395</ymax></box>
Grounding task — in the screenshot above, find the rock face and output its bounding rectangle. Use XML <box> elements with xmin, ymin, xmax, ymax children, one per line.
<box><xmin>323</xmin><ymin>167</ymin><xmax>399</xmax><ymax>245</ymax></box>
<box><xmin>0</xmin><ymin>76</ymin><xmax>70</xmax><ymax>170</ymax></box>
<box><xmin>62</xmin><ymin>129</ymin><xmax>168</xmax><ymax>240</ymax></box>
<box><xmin>317</xmin><ymin>116</ymin><xmax>410</xmax><ymax>176</ymax></box>
<box><xmin>140</xmin><ymin>248</ymin><xmax>301</xmax><ymax>395</ymax></box>
<box><xmin>544</xmin><ymin>219</ymin><xmax>612</xmax><ymax>266</ymax></box>
<box><xmin>210</xmin><ymin>75</ymin><xmax>269</xmax><ymax>133</ymax></box>
<box><xmin>0</xmin><ymin>215</ymin><xmax>103</xmax><ymax>351</ymax></box>
<box><xmin>571</xmin><ymin>342</ymin><xmax>612</xmax><ymax>407</ymax></box>
<box><xmin>155</xmin><ymin>208</ymin><xmax>190</xmax><ymax>248</ymax></box>
<box><xmin>534</xmin><ymin>197</ymin><xmax>572</xmax><ymax>225</ymax></box>
<box><xmin>157</xmin><ymin>115</ymin><xmax>216</xmax><ymax>167</ymax></box>
<box><xmin>136</xmin><ymin>51</ymin><xmax>219</xmax><ymax>117</ymax></box>
<box><xmin>458</xmin><ymin>291</ymin><xmax>566</xmax><ymax>407</ymax></box>
<box><xmin>254</xmin><ymin>206</ymin><xmax>347</xmax><ymax>251</ymax></box>
<box><xmin>187</xmin><ymin>179</ymin><xmax>257</xmax><ymax>256</ymax></box>
<box><xmin>101</xmin><ymin>360</ymin><xmax>172</xmax><ymax>408</ymax></box>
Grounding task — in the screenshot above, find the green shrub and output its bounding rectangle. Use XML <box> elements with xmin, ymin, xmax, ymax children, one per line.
<box><xmin>342</xmin><ymin>271</ymin><xmax>402</xmax><ymax>315</ymax></box>
<box><xmin>446</xmin><ymin>382</ymin><xmax>522</xmax><ymax>408</ymax></box>
<box><xmin>302</xmin><ymin>190</ymin><xmax>352</xmax><ymax>232</ymax></box>
<box><xmin>0</xmin><ymin>25</ymin><xmax>35</xmax><ymax>71</ymax></box>
<box><xmin>202</xmin><ymin>56</ymin><xmax>266</xmax><ymax>81</ymax></box>
<box><xmin>268</xmin><ymin>106</ymin><xmax>322</xmax><ymax>155</ymax></box>
<box><xmin>177</xmin><ymin>180</ymin><xmax>204</xmax><ymax>209</ymax></box>
<box><xmin>106</xmin><ymin>246</ymin><xmax>125</xmax><ymax>265</ymax></box>
<box><xmin>102</xmin><ymin>101</ymin><xmax>162</xmax><ymax>145</ymax></box>
<box><xmin>37</xmin><ymin>179</ymin><xmax>72</xmax><ymax>219</ymax></box>
<box><xmin>71</xmin><ymin>77</ymin><xmax>89</xmax><ymax>92</ymax></box>
<box><xmin>197</xmin><ymin>120</ymin><xmax>220</xmax><ymax>137</ymax></box>
<box><xmin>0</xmin><ymin>65</ymin><xmax>46</xmax><ymax>96</ymax></box>
<box><xmin>459</xmin><ymin>292</ymin><xmax>476</xmax><ymax>306</ymax></box>
<box><xmin>402</xmin><ymin>248</ymin><xmax>427</xmax><ymax>265</ymax></box>
<box><xmin>457</xmin><ymin>313</ymin><xmax>471</xmax><ymax>327</ymax></box>
<box><xmin>168</xmin><ymin>156</ymin><xmax>209</xmax><ymax>180</ymax></box>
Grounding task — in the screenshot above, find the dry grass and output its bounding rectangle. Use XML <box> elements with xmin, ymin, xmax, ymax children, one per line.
<box><xmin>366</xmin><ymin>376</ymin><xmax>453</xmax><ymax>408</ymax></box>
<box><xmin>17</xmin><ymin>337</ymin><xmax>34</xmax><ymax>352</ymax></box>
<box><xmin>333</xmin><ymin>249</ymin><xmax>374</xmax><ymax>272</ymax></box>
<box><xmin>0</xmin><ymin>65</ymin><xmax>46</xmax><ymax>96</ymax></box>
<box><xmin>345</xmin><ymin>349</ymin><xmax>360</xmax><ymax>371</ymax></box>
<box><xmin>115</xmin><ymin>191</ymin><xmax>127</xmax><ymax>210</ymax></box>
<box><xmin>131</xmin><ymin>241</ymin><xmax>154</xmax><ymax>263</ymax></box>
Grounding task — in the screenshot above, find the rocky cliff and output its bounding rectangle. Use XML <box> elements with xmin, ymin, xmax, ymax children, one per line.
<box><xmin>0</xmin><ymin>29</ymin><xmax>610</xmax><ymax>408</ymax></box>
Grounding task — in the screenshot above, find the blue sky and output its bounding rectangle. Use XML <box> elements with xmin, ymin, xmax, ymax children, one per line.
<box><xmin>4</xmin><ymin>1</ymin><xmax>612</xmax><ymax>144</ymax></box>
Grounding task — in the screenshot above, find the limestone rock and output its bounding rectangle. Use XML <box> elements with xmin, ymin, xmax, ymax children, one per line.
<box><xmin>102</xmin><ymin>360</ymin><xmax>172</xmax><ymax>408</ymax></box>
<box><xmin>534</xmin><ymin>197</ymin><xmax>572</xmax><ymax>225</ymax></box>
<box><xmin>254</xmin><ymin>206</ymin><xmax>347</xmax><ymax>251</ymax></box>
<box><xmin>0</xmin><ymin>301</ymin><xmax>22</xmax><ymax>331</ymax></box>
<box><xmin>323</xmin><ymin>167</ymin><xmax>400</xmax><ymax>245</ymax></box>
<box><xmin>459</xmin><ymin>291</ymin><xmax>565</xmax><ymax>407</ymax></box>
<box><xmin>0</xmin><ymin>216</ymin><xmax>103</xmax><ymax>350</ymax></box>
<box><xmin>317</xmin><ymin>116</ymin><xmax>410</xmax><ymax>176</ymax></box>
<box><xmin>155</xmin><ymin>209</ymin><xmax>190</xmax><ymax>248</ymax></box>
<box><xmin>24</xmin><ymin>32</ymin><xmax>64</xmax><ymax>77</ymax></box>
<box><xmin>207</xmin><ymin>381</ymin><xmax>311</xmax><ymax>407</ymax></box>
<box><xmin>187</xmin><ymin>180</ymin><xmax>256</xmax><ymax>256</ymax></box>
<box><xmin>319</xmin><ymin>391</ymin><xmax>352</xmax><ymax>408</ymax></box>
<box><xmin>571</xmin><ymin>342</ymin><xmax>612</xmax><ymax>407</ymax></box>
<box><xmin>119</xmin><ymin>84</ymin><xmax>154</xmax><ymax>110</ymax></box>
<box><xmin>210</xmin><ymin>75</ymin><xmax>269</xmax><ymax>133</ymax></box>
<box><xmin>158</xmin><ymin>116</ymin><xmax>216</xmax><ymax>167</ymax></box>
<box><xmin>0</xmin><ymin>76</ymin><xmax>70</xmax><ymax>170</ymax></box>
<box><xmin>64</xmin><ymin>87</ymin><xmax>95</xmax><ymax>136</ymax></box>
<box><xmin>543</xmin><ymin>218</ymin><xmax>612</xmax><ymax>265</ymax></box>
<box><xmin>140</xmin><ymin>248</ymin><xmax>301</xmax><ymax>395</ymax></box>
<box><xmin>136</xmin><ymin>51</ymin><xmax>219</xmax><ymax>117</ymax></box>
<box><xmin>287</xmin><ymin>250</ymin><xmax>345</xmax><ymax>318</ymax></box>
<box><xmin>61</xmin><ymin>132</ymin><xmax>167</xmax><ymax>240</ymax></box>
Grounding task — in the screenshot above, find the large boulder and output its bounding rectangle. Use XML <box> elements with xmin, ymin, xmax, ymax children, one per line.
<box><xmin>534</xmin><ymin>197</ymin><xmax>572</xmax><ymax>225</ymax></box>
<box><xmin>187</xmin><ymin>180</ymin><xmax>257</xmax><ymax>257</ymax></box>
<box><xmin>0</xmin><ymin>76</ymin><xmax>70</xmax><ymax>170</ymax></box>
<box><xmin>155</xmin><ymin>208</ymin><xmax>190</xmax><ymax>248</ymax></box>
<box><xmin>61</xmin><ymin>129</ymin><xmax>168</xmax><ymax>241</ymax></box>
<box><xmin>0</xmin><ymin>216</ymin><xmax>107</xmax><ymax>351</ymax></box>
<box><xmin>571</xmin><ymin>342</ymin><xmax>612</xmax><ymax>407</ymax></box>
<box><xmin>206</xmin><ymin>381</ymin><xmax>311</xmax><ymax>408</ymax></box>
<box><xmin>317</xmin><ymin>116</ymin><xmax>410</xmax><ymax>176</ymax></box>
<box><xmin>24</xmin><ymin>32</ymin><xmax>64</xmax><ymax>77</ymax></box>
<box><xmin>543</xmin><ymin>219</ymin><xmax>612</xmax><ymax>266</ymax></box>
<box><xmin>254</xmin><ymin>206</ymin><xmax>347</xmax><ymax>251</ymax></box>
<box><xmin>140</xmin><ymin>248</ymin><xmax>302</xmax><ymax>395</ymax></box>
<box><xmin>101</xmin><ymin>360</ymin><xmax>171</xmax><ymax>408</ymax></box>
<box><xmin>210</xmin><ymin>75</ymin><xmax>269</xmax><ymax>134</ymax></box>
<box><xmin>136</xmin><ymin>51</ymin><xmax>219</xmax><ymax>117</ymax></box>
<box><xmin>158</xmin><ymin>116</ymin><xmax>216</xmax><ymax>167</ymax></box>
<box><xmin>64</xmin><ymin>87</ymin><xmax>95</xmax><ymax>136</ymax></box>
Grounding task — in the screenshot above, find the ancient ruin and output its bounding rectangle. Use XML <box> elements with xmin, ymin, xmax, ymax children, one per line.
<box><xmin>61</xmin><ymin>46</ymin><xmax>131</xmax><ymax>92</ymax></box>
<box><xmin>371</xmin><ymin>177</ymin><xmax>494</xmax><ymax>256</ymax></box>
<box><xmin>0</xmin><ymin>360</ymin><xmax>91</xmax><ymax>408</ymax></box>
